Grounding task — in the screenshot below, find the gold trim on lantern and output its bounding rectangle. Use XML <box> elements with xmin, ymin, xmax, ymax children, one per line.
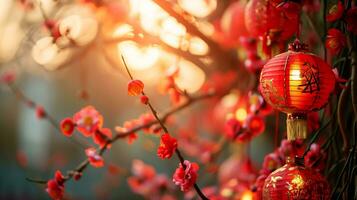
<box><xmin>286</xmin><ymin>113</ymin><xmax>307</xmax><ymax>140</ymax></box>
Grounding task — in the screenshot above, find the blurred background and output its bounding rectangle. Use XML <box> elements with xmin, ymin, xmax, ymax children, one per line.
<box><xmin>0</xmin><ymin>0</ymin><xmax>288</xmax><ymax>199</ymax></box>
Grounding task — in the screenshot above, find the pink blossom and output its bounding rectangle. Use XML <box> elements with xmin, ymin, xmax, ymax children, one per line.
<box><xmin>73</xmin><ymin>106</ymin><xmax>103</xmax><ymax>137</ymax></box>
<box><xmin>173</xmin><ymin>160</ymin><xmax>199</xmax><ymax>192</ymax></box>
<box><xmin>85</xmin><ymin>147</ymin><xmax>104</xmax><ymax>168</ymax></box>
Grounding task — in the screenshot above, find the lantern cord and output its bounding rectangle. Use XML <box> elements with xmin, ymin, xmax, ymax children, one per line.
<box><xmin>322</xmin><ymin>0</ymin><xmax>327</xmax><ymax>61</ymax></box>
<box><xmin>274</xmin><ymin>111</ymin><xmax>279</xmax><ymax>148</ymax></box>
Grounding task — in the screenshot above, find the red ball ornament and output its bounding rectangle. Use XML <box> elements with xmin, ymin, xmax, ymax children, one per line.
<box><xmin>244</xmin><ymin>0</ymin><xmax>300</xmax><ymax>41</ymax></box>
<box><xmin>259</xmin><ymin>40</ymin><xmax>335</xmax><ymax>140</ymax></box>
<box><xmin>263</xmin><ymin>157</ymin><xmax>330</xmax><ymax>200</ymax></box>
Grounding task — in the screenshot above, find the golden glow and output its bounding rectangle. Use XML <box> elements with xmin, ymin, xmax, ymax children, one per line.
<box><xmin>290</xmin><ymin>69</ymin><xmax>301</xmax><ymax>81</ymax></box>
<box><xmin>113</xmin><ymin>24</ymin><xmax>134</xmax><ymax>37</ymax></box>
<box><xmin>221</xmin><ymin>93</ymin><xmax>239</xmax><ymax>108</ymax></box>
<box><xmin>178</xmin><ymin>0</ymin><xmax>217</xmax><ymax>18</ymax></box>
<box><xmin>241</xmin><ymin>190</ymin><xmax>254</xmax><ymax>200</ymax></box>
<box><xmin>173</xmin><ymin>59</ymin><xmax>206</xmax><ymax>93</ymax></box>
<box><xmin>129</xmin><ymin>0</ymin><xmax>168</xmax><ymax>35</ymax></box>
<box><xmin>291</xmin><ymin>174</ymin><xmax>304</xmax><ymax>189</ymax></box>
<box><xmin>189</xmin><ymin>37</ymin><xmax>209</xmax><ymax>55</ymax></box>
<box><xmin>160</xmin><ymin>17</ymin><xmax>186</xmax><ymax>48</ymax></box>
<box><xmin>117</xmin><ymin>41</ymin><xmax>160</xmax><ymax>70</ymax></box>
<box><xmin>220</xmin><ymin>188</ymin><xmax>233</xmax><ymax>197</ymax></box>
<box><xmin>235</xmin><ymin>108</ymin><xmax>247</xmax><ymax>122</ymax></box>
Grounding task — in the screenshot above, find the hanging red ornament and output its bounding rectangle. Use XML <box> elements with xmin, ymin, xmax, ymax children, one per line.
<box><xmin>259</xmin><ymin>40</ymin><xmax>335</xmax><ymax>140</ymax></box>
<box><xmin>221</xmin><ymin>1</ymin><xmax>249</xmax><ymax>44</ymax></box>
<box><xmin>263</xmin><ymin>157</ymin><xmax>330</xmax><ymax>200</ymax></box>
<box><xmin>244</xmin><ymin>0</ymin><xmax>300</xmax><ymax>42</ymax></box>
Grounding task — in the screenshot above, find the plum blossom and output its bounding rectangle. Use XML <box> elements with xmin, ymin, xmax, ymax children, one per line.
<box><xmin>31</xmin><ymin>36</ymin><xmax>73</xmax><ymax>71</ymax></box>
<box><xmin>93</xmin><ymin>128</ymin><xmax>112</xmax><ymax>148</ymax></box>
<box><xmin>60</xmin><ymin>118</ymin><xmax>75</xmax><ymax>137</ymax></box>
<box><xmin>127</xmin><ymin>160</ymin><xmax>174</xmax><ymax>199</ymax></box>
<box><xmin>173</xmin><ymin>160</ymin><xmax>199</xmax><ymax>192</ymax></box>
<box><xmin>326</xmin><ymin>1</ymin><xmax>344</xmax><ymax>22</ymax></box>
<box><xmin>127</xmin><ymin>79</ymin><xmax>144</xmax><ymax>96</ymax></box>
<box><xmin>59</xmin><ymin>14</ymin><xmax>98</xmax><ymax>46</ymax></box>
<box><xmin>326</xmin><ymin>28</ymin><xmax>346</xmax><ymax>55</ymax></box>
<box><xmin>85</xmin><ymin>147</ymin><xmax>104</xmax><ymax>168</ymax></box>
<box><xmin>46</xmin><ymin>170</ymin><xmax>65</xmax><ymax>200</ymax></box>
<box><xmin>73</xmin><ymin>106</ymin><xmax>103</xmax><ymax>137</ymax></box>
<box><xmin>157</xmin><ymin>133</ymin><xmax>178</xmax><ymax>159</ymax></box>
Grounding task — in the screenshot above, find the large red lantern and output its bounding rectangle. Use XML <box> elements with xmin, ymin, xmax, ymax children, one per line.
<box><xmin>244</xmin><ymin>0</ymin><xmax>300</xmax><ymax>42</ymax></box>
<box><xmin>259</xmin><ymin>40</ymin><xmax>335</xmax><ymax>140</ymax></box>
<box><xmin>263</xmin><ymin>157</ymin><xmax>330</xmax><ymax>200</ymax></box>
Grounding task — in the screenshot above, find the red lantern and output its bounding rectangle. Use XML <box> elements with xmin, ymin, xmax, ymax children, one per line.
<box><xmin>263</xmin><ymin>157</ymin><xmax>330</xmax><ymax>200</ymax></box>
<box><xmin>221</xmin><ymin>1</ymin><xmax>249</xmax><ymax>43</ymax></box>
<box><xmin>244</xmin><ymin>0</ymin><xmax>300</xmax><ymax>41</ymax></box>
<box><xmin>259</xmin><ymin>40</ymin><xmax>335</xmax><ymax>140</ymax></box>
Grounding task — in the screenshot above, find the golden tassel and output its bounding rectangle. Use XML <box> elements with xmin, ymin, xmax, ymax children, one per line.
<box><xmin>286</xmin><ymin>113</ymin><xmax>307</xmax><ymax>141</ymax></box>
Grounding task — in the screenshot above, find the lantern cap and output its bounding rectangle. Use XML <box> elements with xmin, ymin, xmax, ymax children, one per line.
<box><xmin>288</xmin><ymin>39</ymin><xmax>308</xmax><ymax>52</ymax></box>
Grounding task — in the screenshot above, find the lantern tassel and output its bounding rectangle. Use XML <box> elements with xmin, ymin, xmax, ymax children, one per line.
<box><xmin>286</xmin><ymin>113</ymin><xmax>307</xmax><ymax>140</ymax></box>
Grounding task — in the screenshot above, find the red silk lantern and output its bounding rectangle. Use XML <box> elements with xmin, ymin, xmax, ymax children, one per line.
<box><xmin>259</xmin><ymin>40</ymin><xmax>335</xmax><ymax>140</ymax></box>
<box><xmin>221</xmin><ymin>1</ymin><xmax>249</xmax><ymax>43</ymax></box>
<box><xmin>263</xmin><ymin>157</ymin><xmax>330</xmax><ymax>200</ymax></box>
<box><xmin>244</xmin><ymin>0</ymin><xmax>299</xmax><ymax>41</ymax></box>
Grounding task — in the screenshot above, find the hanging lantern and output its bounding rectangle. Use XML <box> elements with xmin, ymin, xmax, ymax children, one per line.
<box><xmin>221</xmin><ymin>1</ymin><xmax>248</xmax><ymax>43</ymax></box>
<box><xmin>245</xmin><ymin>0</ymin><xmax>300</xmax><ymax>54</ymax></box>
<box><xmin>259</xmin><ymin>40</ymin><xmax>335</xmax><ymax>140</ymax></box>
<box><xmin>263</xmin><ymin>157</ymin><xmax>330</xmax><ymax>200</ymax></box>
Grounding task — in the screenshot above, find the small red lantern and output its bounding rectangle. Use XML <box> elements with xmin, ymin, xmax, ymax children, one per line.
<box><xmin>259</xmin><ymin>40</ymin><xmax>335</xmax><ymax>140</ymax></box>
<box><xmin>263</xmin><ymin>157</ymin><xmax>330</xmax><ymax>200</ymax></box>
<box><xmin>244</xmin><ymin>0</ymin><xmax>300</xmax><ymax>42</ymax></box>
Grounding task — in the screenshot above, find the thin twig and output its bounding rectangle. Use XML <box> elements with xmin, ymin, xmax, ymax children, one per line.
<box><xmin>6</xmin><ymin>83</ymin><xmax>89</xmax><ymax>148</ymax></box>
<box><xmin>121</xmin><ymin>56</ymin><xmax>209</xmax><ymax>200</ymax></box>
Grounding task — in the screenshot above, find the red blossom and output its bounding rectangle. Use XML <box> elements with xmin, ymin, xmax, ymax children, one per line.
<box><xmin>60</xmin><ymin>118</ymin><xmax>75</xmax><ymax>137</ymax></box>
<box><xmin>128</xmin><ymin>80</ymin><xmax>144</xmax><ymax>96</ymax></box>
<box><xmin>73</xmin><ymin>172</ymin><xmax>82</xmax><ymax>181</ymax></box>
<box><xmin>224</xmin><ymin>118</ymin><xmax>241</xmax><ymax>140</ymax></box>
<box><xmin>157</xmin><ymin>133</ymin><xmax>178</xmax><ymax>159</ymax></box>
<box><xmin>44</xmin><ymin>20</ymin><xmax>61</xmax><ymax>41</ymax></box>
<box><xmin>93</xmin><ymin>128</ymin><xmax>112</xmax><ymax>148</ymax></box>
<box><xmin>73</xmin><ymin>106</ymin><xmax>103</xmax><ymax>137</ymax></box>
<box><xmin>35</xmin><ymin>106</ymin><xmax>46</xmax><ymax>119</ymax></box>
<box><xmin>326</xmin><ymin>28</ymin><xmax>346</xmax><ymax>55</ymax></box>
<box><xmin>346</xmin><ymin>7</ymin><xmax>357</xmax><ymax>35</ymax></box>
<box><xmin>326</xmin><ymin>1</ymin><xmax>344</xmax><ymax>22</ymax></box>
<box><xmin>304</xmin><ymin>143</ymin><xmax>326</xmax><ymax>172</ymax></box>
<box><xmin>127</xmin><ymin>133</ymin><xmax>138</xmax><ymax>144</ymax></box>
<box><xmin>46</xmin><ymin>170</ymin><xmax>65</xmax><ymax>200</ymax></box>
<box><xmin>85</xmin><ymin>147</ymin><xmax>104</xmax><ymax>168</ymax></box>
<box><xmin>139</xmin><ymin>113</ymin><xmax>155</xmax><ymax>133</ymax></box>
<box><xmin>140</xmin><ymin>95</ymin><xmax>149</xmax><ymax>105</ymax></box>
<box><xmin>245</xmin><ymin>114</ymin><xmax>265</xmax><ymax>136</ymax></box>
<box><xmin>262</xmin><ymin>153</ymin><xmax>282</xmax><ymax>172</ymax></box>
<box><xmin>0</xmin><ymin>71</ymin><xmax>16</xmax><ymax>84</ymax></box>
<box><xmin>46</xmin><ymin>179</ymin><xmax>64</xmax><ymax>200</ymax></box>
<box><xmin>173</xmin><ymin>160</ymin><xmax>199</xmax><ymax>192</ymax></box>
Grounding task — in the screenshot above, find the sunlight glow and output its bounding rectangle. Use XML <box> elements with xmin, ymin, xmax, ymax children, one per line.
<box><xmin>117</xmin><ymin>41</ymin><xmax>160</xmax><ymax>70</ymax></box>
<box><xmin>178</xmin><ymin>0</ymin><xmax>217</xmax><ymax>18</ymax></box>
<box><xmin>235</xmin><ymin>108</ymin><xmax>248</xmax><ymax>122</ymax></box>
